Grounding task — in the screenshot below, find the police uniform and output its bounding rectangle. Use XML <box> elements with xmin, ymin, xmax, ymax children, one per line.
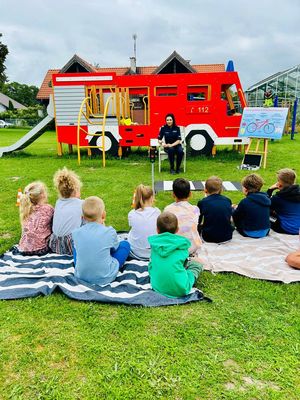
<box><xmin>158</xmin><ymin>125</ymin><xmax>184</xmax><ymax>173</ymax></box>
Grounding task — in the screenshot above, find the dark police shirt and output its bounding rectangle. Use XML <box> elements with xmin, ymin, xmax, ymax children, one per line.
<box><xmin>158</xmin><ymin>125</ymin><xmax>181</xmax><ymax>145</ymax></box>
<box><xmin>198</xmin><ymin>194</ymin><xmax>234</xmax><ymax>243</ymax></box>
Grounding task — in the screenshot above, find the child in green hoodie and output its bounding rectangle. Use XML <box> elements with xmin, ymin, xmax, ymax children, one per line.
<box><xmin>148</xmin><ymin>211</ymin><xmax>203</xmax><ymax>298</ymax></box>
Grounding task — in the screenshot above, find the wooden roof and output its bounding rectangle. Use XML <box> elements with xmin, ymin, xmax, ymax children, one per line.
<box><xmin>153</xmin><ymin>50</ymin><xmax>197</xmax><ymax>74</ymax></box>
<box><xmin>60</xmin><ymin>54</ymin><xmax>97</xmax><ymax>73</ymax></box>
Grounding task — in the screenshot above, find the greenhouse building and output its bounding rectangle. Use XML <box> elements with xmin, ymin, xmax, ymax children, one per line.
<box><xmin>245</xmin><ymin>64</ymin><xmax>300</xmax><ymax>109</ymax></box>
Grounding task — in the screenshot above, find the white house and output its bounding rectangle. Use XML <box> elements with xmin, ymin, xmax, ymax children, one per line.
<box><xmin>0</xmin><ymin>93</ymin><xmax>27</xmax><ymax>112</ymax></box>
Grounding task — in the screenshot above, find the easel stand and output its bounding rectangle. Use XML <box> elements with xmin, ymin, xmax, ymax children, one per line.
<box><xmin>245</xmin><ymin>138</ymin><xmax>269</xmax><ymax>169</ymax></box>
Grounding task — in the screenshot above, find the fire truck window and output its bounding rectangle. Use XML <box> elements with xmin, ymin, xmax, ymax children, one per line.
<box><xmin>128</xmin><ymin>92</ymin><xmax>149</xmax><ymax>125</ymax></box>
<box><xmin>187</xmin><ymin>86</ymin><xmax>209</xmax><ymax>101</ymax></box>
<box><xmin>129</xmin><ymin>95</ymin><xmax>145</xmax><ymax>110</ymax></box>
<box><xmin>155</xmin><ymin>87</ymin><xmax>177</xmax><ymax>96</ymax></box>
<box><xmin>221</xmin><ymin>84</ymin><xmax>242</xmax><ymax>115</ymax></box>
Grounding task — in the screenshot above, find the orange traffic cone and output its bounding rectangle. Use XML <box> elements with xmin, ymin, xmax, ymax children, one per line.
<box><xmin>16</xmin><ymin>188</ymin><xmax>22</xmax><ymax>207</ymax></box>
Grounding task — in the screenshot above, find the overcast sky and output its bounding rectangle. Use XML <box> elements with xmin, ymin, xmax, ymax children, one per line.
<box><xmin>1</xmin><ymin>0</ymin><xmax>299</xmax><ymax>90</ymax></box>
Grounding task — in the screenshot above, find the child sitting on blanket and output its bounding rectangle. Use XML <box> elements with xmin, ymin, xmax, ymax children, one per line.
<box><xmin>18</xmin><ymin>181</ymin><xmax>54</xmax><ymax>255</ymax></box>
<box><xmin>148</xmin><ymin>211</ymin><xmax>203</xmax><ymax>298</ymax></box>
<box><xmin>164</xmin><ymin>178</ymin><xmax>201</xmax><ymax>255</ymax></box>
<box><xmin>49</xmin><ymin>167</ymin><xmax>83</xmax><ymax>255</ymax></box>
<box><xmin>197</xmin><ymin>176</ymin><xmax>234</xmax><ymax>243</ymax></box>
<box><xmin>72</xmin><ymin>196</ymin><xmax>130</xmax><ymax>286</ymax></box>
<box><xmin>286</xmin><ymin>250</ymin><xmax>300</xmax><ymax>269</ymax></box>
<box><xmin>267</xmin><ymin>168</ymin><xmax>300</xmax><ymax>235</ymax></box>
<box><xmin>128</xmin><ymin>184</ymin><xmax>161</xmax><ymax>259</ymax></box>
<box><xmin>232</xmin><ymin>174</ymin><xmax>271</xmax><ymax>238</ymax></box>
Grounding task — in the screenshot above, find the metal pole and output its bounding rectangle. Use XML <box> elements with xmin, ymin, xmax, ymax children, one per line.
<box><xmin>151</xmin><ymin>162</ymin><xmax>155</xmax><ymax>193</ymax></box>
<box><xmin>133</xmin><ymin>33</ymin><xmax>137</xmax><ymax>60</ymax></box>
<box><xmin>291</xmin><ymin>98</ymin><xmax>298</xmax><ymax>140</ymax></box>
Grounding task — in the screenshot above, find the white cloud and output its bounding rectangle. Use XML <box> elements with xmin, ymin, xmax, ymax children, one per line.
<box><xmin>0</xmin><ymin>0</ymin><xmax>299</xmax><ymax>90</ymax></box>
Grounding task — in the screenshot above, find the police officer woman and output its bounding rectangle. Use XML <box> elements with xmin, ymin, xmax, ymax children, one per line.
<box><xmin>158</xmin><ymin>113</ymin><xmax>184</xmax><ymax>174</ymax></box>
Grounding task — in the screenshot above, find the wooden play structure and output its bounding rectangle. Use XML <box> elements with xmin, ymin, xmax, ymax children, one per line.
<box><xmin>51</xmin><ymin>64</ymin><xmax>250</xmax><ymax>165</ymax></box>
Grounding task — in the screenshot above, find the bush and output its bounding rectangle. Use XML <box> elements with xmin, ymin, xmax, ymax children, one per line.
<box><xmin>0</xmin><ymin>105</ymin><xmax>46</xmax><ymax>126</ymax></box>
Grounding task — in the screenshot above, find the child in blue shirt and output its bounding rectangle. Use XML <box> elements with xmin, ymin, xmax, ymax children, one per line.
<box><xmin>233</xmin><ymin>174</ymin><xmax>271</xmax><ymax>238</ymax></box>
<box><xmin>72</xmin><ymin>196</ymin><xmax>130</xmax><ymax>286</ymax></box>
<box><xmin>198</xmin><ymin>176</ymin><xmax>234</xmax><ymax>243</ymax></box>
<box><xmin>267</xmin><ymin>168</ymin><xmax>300</xmax><ymax>235</ymax></box>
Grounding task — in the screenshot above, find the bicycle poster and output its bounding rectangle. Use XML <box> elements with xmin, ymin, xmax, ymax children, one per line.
<box><xmin>238</xmin><ymin>107</ymin><xmax>289</xmax><ymax>140</ymax></box>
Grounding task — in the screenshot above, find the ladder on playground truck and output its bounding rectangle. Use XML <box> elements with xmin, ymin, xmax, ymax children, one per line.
<box><xmin>77</xmin><ymin>86</ymin><xmax>132</xmax><ymax>166</ymax></box>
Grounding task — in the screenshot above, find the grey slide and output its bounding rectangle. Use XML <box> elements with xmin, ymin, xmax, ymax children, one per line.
<box><xmin>0</xmin><ymin>97</ymin><xmax>54</xmax><ymax>157</ymax></box>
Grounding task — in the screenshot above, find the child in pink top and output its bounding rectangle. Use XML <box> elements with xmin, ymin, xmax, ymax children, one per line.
<box><xmin>18</xmin><ymin>181</ymin><xmax>54</xmax><ymax>255</ymax></box>
<box><xmin>164</xmin><ymin>178</ymin><xmax>201</xmax><ymax>255</ymax></box>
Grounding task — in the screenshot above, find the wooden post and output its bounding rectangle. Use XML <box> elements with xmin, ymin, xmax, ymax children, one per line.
<box><xmin>68</xmin><ymin>144</ymin><xmax>73</xmax><ymax>154</ymax></box>
<box><xmin>212</xmin><ymin>145</ymin><xmax>217</xmax><ymax>157</ymax></box>
<box><xmin>118</xmin><ymin>146</ymin><xmax>123</xmax><ymax>159</ymax></box>
<box><xmin>263</xmin><ymin>138</ymin><xmax>268</xmax><ymax>169</ymax></box>
<box><xmin>245</xmin><ymin>138</ymin><xmax>269</xmax><ymax>169</ymax></box>
<box><xmin>57</xmin><ymin>142</ymin><xmax>63</xmax><ymax>156</ymax></box>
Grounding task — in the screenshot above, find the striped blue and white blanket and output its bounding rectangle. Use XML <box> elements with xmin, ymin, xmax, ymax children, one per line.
<box><xmin>0</xmin><ymin>249</ymin><xmax>207</xmax><ymax>306</ymax></box>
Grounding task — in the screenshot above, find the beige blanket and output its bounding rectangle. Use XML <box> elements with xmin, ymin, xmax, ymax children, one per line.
<box><xmin>198</xmin><ymin>231</ymin><xmax>300</xmax><ymax>283</ymax></box>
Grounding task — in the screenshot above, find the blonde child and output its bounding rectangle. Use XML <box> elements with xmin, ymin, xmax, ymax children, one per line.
<box><xmin>49</xmin><ymin>167</ymin><xmax>83</xmax><ymax>255</ymax></box>
<box><xmin>18</xmin><ymin>181</ymin><xmax>54</xmax><ymax>255</ymax></box>
<box><xmin>128</xmin><ymin>184</ymin><xmax>161</xmax><ymax>259</ymax></box>
<box><xmin>72</xmin><ymin>196</ymin><xmax>130</xmax><ymax>286</ymax></box>
<box><xmin>164</xmin><ymin>178</ymin><xmax>201</xmax><ymax>255</ymax></box>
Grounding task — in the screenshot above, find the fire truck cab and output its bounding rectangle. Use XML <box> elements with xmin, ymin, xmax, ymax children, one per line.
<box><xmin>52</xmin><ymin>67</ymin><xmax>249</xmax><ymax>156</ymax></box>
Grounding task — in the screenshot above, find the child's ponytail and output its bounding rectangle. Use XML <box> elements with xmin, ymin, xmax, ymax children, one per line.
<box><xmin>53</xmin><ymin>167</ymin><xmax>82</xmax><ymax>198</ymax></box>
<box><xmin>133</xmin><ymin>184</ymin><xmax>154</xmax><ymax>210</ymax></box>
<box><xmin>19</xmin><ymin>181</ymin><xmax>47</xmax><ymax>224</ymax></box>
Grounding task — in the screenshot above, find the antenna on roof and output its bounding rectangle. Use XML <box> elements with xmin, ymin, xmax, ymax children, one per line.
<box><xmin>132</xmin><ymin>33</ymin><xmax>137</xmax><ymax>60</ymax></box>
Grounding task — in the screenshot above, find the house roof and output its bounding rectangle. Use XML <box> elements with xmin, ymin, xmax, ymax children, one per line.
<box><xmin>36</xmin><ymin>69</ymin><xmax>60</xmax><ymax>100</ymax></box>
<box><xmin>96</xmin><ymin>67</ymin><xmax>130</xmax><ymax>75</ymax></box>
<box><xmin>0</xmin><ymin>92</ymin><xmax>27</xmax><ymax>109</ymax></box>
<box><xmin>37</xmin><ymin>52</ymin><xmax>226</xmax><ymax>100</ymax></box>
<box><xmin>193</xmin><ymin>64</ymin><xmax>225</xmax><ymax>72</ymax></box>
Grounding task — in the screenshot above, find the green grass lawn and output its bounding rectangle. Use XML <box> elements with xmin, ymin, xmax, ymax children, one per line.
<box><xmin>0</xmin><ymin>128</ymin><xmax>299</xmax><ymax>399</ymax></box>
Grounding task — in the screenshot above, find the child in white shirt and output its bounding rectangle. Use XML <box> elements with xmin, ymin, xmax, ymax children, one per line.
<box><xmin>49</xmin><ymin>167</ymin><xmax>83</xmax><ymax>255</ymax></box>
<box><xmin>128</xmin><ymin>184</ymin><xmax>161</xmax><ymax>259</ymax></box>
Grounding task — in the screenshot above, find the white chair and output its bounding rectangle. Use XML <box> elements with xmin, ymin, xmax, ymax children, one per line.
<box><xmin>158</xmin><ymin>126</ymin><xmax>186</xmax><ymax>173</ymax></box>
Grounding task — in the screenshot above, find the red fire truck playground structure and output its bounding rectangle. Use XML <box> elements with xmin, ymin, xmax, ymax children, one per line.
<box><xmin>52</xmin><ymin>63</ymin><xmax>249</xmax><ymax>161</ymax></box>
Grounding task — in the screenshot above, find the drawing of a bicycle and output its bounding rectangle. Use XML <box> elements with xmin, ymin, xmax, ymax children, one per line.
<box><xmin>246</xmin><ymin>119</ymin><xmax>275</xmax><ymax>134</ymax></box>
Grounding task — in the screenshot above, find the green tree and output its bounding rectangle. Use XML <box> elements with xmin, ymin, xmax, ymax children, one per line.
<box><xmin>8</xmin><ymin>100</ymin><xmax>14</xmax><ymax>111</ymax></box>
<box><xmin>1</xmin><ymin>81</ymin><xmax>39</xmax><ymax>107</ymax></box>
<box><xmin>0</xmin><ymin>33</ymin><xmax>9</xmax><ymax>86</ymax></box>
